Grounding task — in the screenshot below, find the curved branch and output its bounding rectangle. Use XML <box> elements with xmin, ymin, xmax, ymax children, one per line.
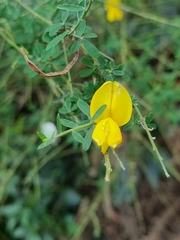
<box><xmin>21</xmin><ymin>48</ymin><xmax>79</xmax><ymax>77</ymax></box>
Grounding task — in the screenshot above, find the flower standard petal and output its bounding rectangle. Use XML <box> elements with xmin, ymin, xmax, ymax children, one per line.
<box><xmin>90</xmin><ymin>81</ymin><xmax>132</xmax><ymax>126</ymax></box>
<box><xmin>90</xmin><ymin>82</ymin><xmax>112</xmax><ymax>123</ymax></box>
<box><xmin>110</xmin><ymin>81</ymin><xmax>132</xmax><ymax>126</ymax></box>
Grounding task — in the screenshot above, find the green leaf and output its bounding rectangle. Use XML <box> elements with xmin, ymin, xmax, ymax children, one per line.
<box><xmin>46</xmin><ymin>31</ymin><xmax>68</xmax><ymax>50</ymax></box>
<box><xmin>58</xmin><ymin>107</ymin><xmax>69</xmax><ymax>114</ymax></box>
<box><xmin>131</xmin><ymin>95</ymin><xmax>139</xmax><ymax>105</ymax></box>
<box><xmin>57</xmin><ymin>4</ymin><xmax>84</xmax><ymax>11</ymax></box>
<box><xmin>112</xmin><ymin>70</ymin><xmax>123</xmax><ymax>76</ymax></box>
<box><xmin>37</xmin><ymin>131</ymin><xmax>47</xmax><ymax>140</ymax></box>
<box><xmin>78</xmin><ymin>0</ymin><xmax>86</xmax><ymax>6</ymax></box>
<box><xmin>70</xmin><ymin>39</ymin><xmax>81</xmax><ymax>54</ymax></box>
<box><xmin>60</xmin><ymin>119</ymin><xmax>77</xmax><ymax>128</ymax></box>
<box><xmin>104</xmin><ymin>74</ymin><xmax>114</xmax><ymax>81</ymax></box>
<box><xmin>42</xmin><ymin>32</ymin><xmax>52</xmax><ymax>43</ymax></box>
<box><xmin>123</xmin><ymin>122</ymin><xmax>134</xmax><ymax>131</ymax></box>
<box><xmin>79</xmin><ymin>68</ymin><xmax>94</xmax><ymax>77</ymax></box>
<box><xmin>80</xmin><ymin>56</ymin><xmax>93</xmax><ymax>67</ymax></box>
<box><xmin>51</xmin><ymin>44</ymin><xmax>59</xmax><ymax>58</ymax></box>
<box><xmin>123</xmin><ymin>74</ymin><xmax>131</xmax><ymax>82</ymax></box>
<box><xmin>41</xmin><ymin>49</ymin><xmax>52</xmax><ymax>62</ymax></box>
<box><xmin>45</xmin><ymin>23</ymin><xmax>63</xmax><ymax>37</ymax></box>
<box><xmin>33</xmin><ymin>42</ymin><xmax>44</xmax><ymax>57</ymax></box>
<box><xmin>61</xmin><ymin>11</ymin><xmax>69</xmax><ymax>23</ymax></box>
<box><xmin>91</xmin><ymin>104</ymin><xmax>107</xmax><ymax>122</ymax></box>
<box><xmin>117</xmin><ymin>64</ymin><xmax>126</xmax><ymax>71</ymax></box>
<box><xmin>83</xmin><ymin>126</ymin><xmax>94</xmax><ymax>151</ymax></box>
<box><xmin>84</xmin><ymin>25</ymin><xmax>92</xmax><ymax>34</ymax></box>
<box><xmin>84</xmin><ymin>33</ymin><xmax>98</xmax><ymax>38</ymax></box>
<box><xmin>37</xmin><ymin>139</ymin><xmax>54</xmax><ymax>150</ymax></box>
<box><xmin>77</xmin><ymin>99</ymin><xmax>90</xmax><ymax>117</ymax></box>
<box><xmin>3</xmin><ymin>5</ymin><xmax>20</xmax><ymax>20</ymax></box>
<box><xmin>134</xmin><ymin>115</ymin><xmax>140</xmax><ymax>122</ymax></box>
<box><xmin>83</xmin><ymin>39</ymin><xmax>99</xmax><ymax>58</ymax></box>
<box><xmin>72</xmin><ymin>131</ymin><xmax>86</xmax><ymax>145</ymax></box>
<box><xmin>76</xmin><ymin>20</ymin><xmax>86</xmax><ymax>37</ymax></box>
<box><xmin>65</xmin><ymin>98</ymin><xmax>72</xmax><ymax>111</ymax></box>
<box><xmin>145</xmin><ymin>112</ymin><xmax>154</xmax><ymax>124</ymax></box>
<box><xmin>56</xmin><ymin>114</ymin><xmax>62</xmax><ymax>132</ymax></box>
<box><xmin>147</xmin><ymin>123</ymin><xmax>156</xmax><ymax>130</ymax></box>
<box><xmin>97</xmin><ymin>55</ymin><xmax>107</xmax><ymax>65</ymax></box>
<box><xmin>77</xmin><ymin>0</ymin><xmax>86</xmax><ymax>19</ymax></box>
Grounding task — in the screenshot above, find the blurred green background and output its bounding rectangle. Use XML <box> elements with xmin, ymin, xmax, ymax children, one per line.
<box><xmin>0</xmin><ymin>0</ymin><xmax>180</xmax><ymax>239</ymax></box>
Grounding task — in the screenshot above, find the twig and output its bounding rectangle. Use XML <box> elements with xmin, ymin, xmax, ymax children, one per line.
<box><xmin>21</xmin><ymin>48</ymin><xmax>79</xmax><ymax>77</ymax></box>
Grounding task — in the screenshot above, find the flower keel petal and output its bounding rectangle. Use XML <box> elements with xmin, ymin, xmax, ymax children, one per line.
<box><xmin>107</xmin><ymin>118</ymin><xmax>122</xmax><ymax>149</ymax></box>
<box><xmin>92</xmin><ymin>118</ymin><xmax>122</xmax><ymax>154</ymax></box>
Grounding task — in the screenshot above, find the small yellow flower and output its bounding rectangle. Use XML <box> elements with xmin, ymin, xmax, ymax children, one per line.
<box><xmin>90</xmin><ymin>81</ymin><xmax>132</xmax><ymax>154</ymax></box>
<box><xmin>104</xmin><ymin>0</ymin><xmax>123</xmax><ymax>22</ymax></box>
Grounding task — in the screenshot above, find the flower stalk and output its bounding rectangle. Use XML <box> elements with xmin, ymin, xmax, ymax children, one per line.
<box><xmin>104</xmin><ymin>152</ymin><xmax>112</xmax><ymax>182</ymax></box>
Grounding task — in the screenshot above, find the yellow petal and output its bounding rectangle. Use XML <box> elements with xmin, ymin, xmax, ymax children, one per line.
<box><xmin>90</xmin><ymin>81</ymin><xmax>132</xmax><ymax>126</ymax></box>
<box><xmin>92</xmin><ymin>117</ymin><xmax>122</xmax><ymax>154</ymax></box>
<box><xmin>92</xmin><ymin>118</ymin><xmax>109</xmax><ymax>147</ymax></box>
<box><xmin>107</xmin><ymin>118</ymin><xmax>122</xmax><ymax>148</ymax></box>
<box><xmin>105</xmin><ymin>0</ymin><xmax>123</xmax><ymax>22</ymax></box>
<box><xmin>110</xmin><ymin>81</ymin><xmax>132</xmax><ymax>126</ymax></box>
<box><xmin>90</xmin><ymin>82</ymin><xmax>111</xmax><ymax>123</ymax></box>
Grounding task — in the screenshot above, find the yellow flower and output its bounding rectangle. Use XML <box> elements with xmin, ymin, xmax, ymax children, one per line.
<box><xmin>104</xmin><ymin>0</ymin><xmax>123</xmax><ymax>22</ymax></box>
<box><xmin>90</xmin><ymin>81</ymin><xmax>132</xmax><ymax>154</ymax></box>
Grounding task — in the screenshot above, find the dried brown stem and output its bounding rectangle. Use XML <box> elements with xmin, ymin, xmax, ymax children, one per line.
<box><xmin>21</xmin><ymin>48</ymin><xmax>79</xmax><ymax>77</ymax></box>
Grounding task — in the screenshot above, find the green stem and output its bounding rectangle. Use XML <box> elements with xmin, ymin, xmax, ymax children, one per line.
<box><xmin>14</xmin><ymin>0</ymin><xmax>52</xmax><ymax>25</ymax></box>
<box><xmin>111</xmin><ymin>148</ymin><xmax>125</xmax><ymax>170</ymax></box>
<box><xmin>70</xmin><ymin>193</ymin><xmax>102</xmax><ymax>240</ymax></box>
<box><xmin>104</xmin><ymin>152</ymin><xmax>112</xmax><ymax>182</ymax></box>
<box><xmin>99</xmin><ymin>51</ymin><xmax>113</xmax><ymax>62</ymax></box>
<box><xmin>91</xmin><ymin>213</ymin><xmax>101</xmax><ymax>238</ymax></box>
<box><xmin>62</xmin><ymin>40</ymin><xmax>73</xmax><ymax>95</ymax></box>
<box><xmin>52</xmin><ymin>121</ymin><xmax>94</xmax><ymax>140</ymax></box>
<box><xmin>0</xmin><ymin>31</ymin><xmax>22</xmax><ymax>54</ymax></box>
<box><xmin>134</xmin><ymin>104</ymin><xmax>170</xmax><ymax>178</ymax></box>
<box><xmin>121</xmin><ymin>4</ymin><xmax>180</xmax><ymax>29</ymax></box>
<box><xmin>69</xmin><ymin>0</ymin><xmax>94</xmax><ymax>35</ymax></box>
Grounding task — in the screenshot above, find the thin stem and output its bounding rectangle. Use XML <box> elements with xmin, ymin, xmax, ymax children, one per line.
<box><xmin>99</xmin><ymin>51</ymin><xmax>113</xmax><ymax>62</ymax></box>
<box><xmin>104</xmin><ymin>152</ymin><xmax>112</xmax><ymax>182</ymax></box>
<box><xmin>69</xmin><ymin>0</ymin><xmax>94</xmax><ymax>35</ymax></box>
<box><xmin>50</xmin><ymin>121</ymin><xmax>94</xmax><ymax>140</ymax></box>
<box><xmin>14</xmin><ymin>0</ymin><xmax>52</xmax><ymax>25</ymax></box>
<box><xmin>134</xmin><ymin>104</ymin><xmax>170</xmax><ymax>178</ymax></box>
<box><xmin>70</xmin><ymin>192</ymin><xmax>102</xmax><ymax>240</ymax></box>
<box><xmin>0</xmin><ymin>31</ymin><xmax>22</xmax><ymax>54</ymax></box>
<box><xmin>62</xmin><ymin>40</ymin><xmax>73</xmax><ymax>95</ymax></box>
<box><xmin>91</xmin><ymin>213</ymin><xmax>101</xmax><ymax>238</ymax></box>
<box><xmin>111</xmin><ymin>148</ymin><xmax>125</xmax><ymax>170</ymax></box>
<box><xmin>121</xmin><ymin>4</ymin><xmax>180</xmax><ymax>29</ymax></box>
